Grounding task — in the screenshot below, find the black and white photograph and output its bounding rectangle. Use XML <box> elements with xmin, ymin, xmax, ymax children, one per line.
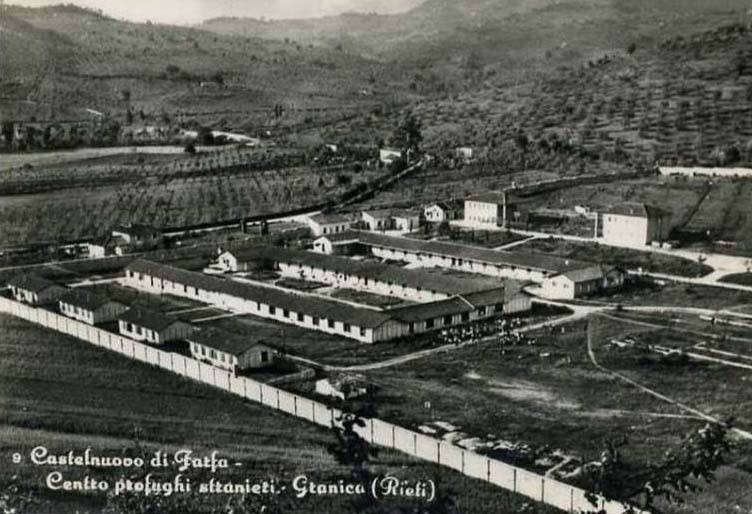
<box><xmin>1</xmin><ymin>1</ymin><xmax>752</xmax><ymax>513</ymax></box>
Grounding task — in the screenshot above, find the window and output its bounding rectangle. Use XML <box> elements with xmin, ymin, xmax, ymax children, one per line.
<box><xmin>297</xmin><ymin>313</ymin><xmax>304</xmax><ymax>322</ymax></box>
<box><xmin>495</xmin><ymin>303</ymin><xmax>504</xmax><ymax>312</ymax></box>
<box><xmin>328</xmin><ymin>319</ymin><xmax>335</xmax><ymax>329</ymax></box>
<box><xmin>409</xmin><ymin>322</ymin><xmax>415</xmax><ymax>334</ymax></box>
<box><xmin>344</xmin><ymin>323</ymin><xmax>351</xmax><ymax>332</ymax></box>
<box><xmin>478</xmin><ymin>307</ymin><xmax>487</xmax><ymax>316</ymax></box>
<box><xmin>210</xmin><ymin>350</ymin><xmax>217</xmax><ymax>359</ymax></box>
<box><xmin>261</xmin><ymin>351</ymin><xmax>269</xmax><ymax>363</ymax></box>
<box><xmin>283</xmin><ymin>309</ymin><xmax>290</xmax><ymax>318</ymax></box>
<box><xmin>269</xmin><ymin>306</ymin><xmax>277</xmax><ymax>315</ymax></box>
<box><xmin>443</xmin><ymin>315</ymin><xmax>452</xmax><ymax>326</ymax></box>
<box><xmin>313</xmin><ymin>317</ymin><xmax>319</xmax><ymax>326</ymax></box>
<box><xmin>461</xmin><ymin>312</ymin><xmax>470</xmax><ymax>322</ymax></box>
<box><xmin>360</xmin><ymin>327</ymin><xmax>367</xmax><ymax>337</ymax></box>
<box><xmin>426</xmin><ymin>319</ymin><xmax>435</xmax><ymax>329</ymax></box>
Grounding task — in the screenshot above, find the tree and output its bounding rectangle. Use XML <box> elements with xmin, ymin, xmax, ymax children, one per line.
<box><xmin>582</xmin><ymin>421</ymin><xmax>733</xmax><ymax>514</ymax></box>
<box><xmin>1</xmin><ymin>121</ymin><xmax>14</xmax><ymax>145</ymax></box>
<box><xmin>390</xmin><ymin>111</ymin><xmax>423</xmax><ymax>155</ymax></box>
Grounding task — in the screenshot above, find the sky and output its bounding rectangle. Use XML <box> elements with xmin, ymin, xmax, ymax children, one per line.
<box><xmin>7</xmin><ymin>0</ymin><xmax>424</xmax><ymax>24</ymax></box>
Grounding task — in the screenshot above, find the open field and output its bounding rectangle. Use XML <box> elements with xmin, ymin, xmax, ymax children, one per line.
<box><xmin>359</xmin><ymin>314</ymin><xmax>752</xmax><ymax>514</ymax></box>
<box><xmin>721</xmin><ymin>272</ymin><xmax>752</xmax><ymax>286</ymax></box>
<box><xmin>0</xmin><ymin>314</ymin><xmax>557</xmax><ymax>514</ymax></box>
<box><xmin>594</xmin><ymin>277</ymin><xmax>752</xmax><ymax>310</ymax></box>
<box><xmin>517</xmin><ymin>238</ymin><xmax>712</xmax><ymax>277</ymax></box>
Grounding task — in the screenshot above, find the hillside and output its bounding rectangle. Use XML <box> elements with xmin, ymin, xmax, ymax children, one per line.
<box><xmin>0</xmin><ymin>4</ymin><xmax>416</xmax><ymax>127</ymax></box>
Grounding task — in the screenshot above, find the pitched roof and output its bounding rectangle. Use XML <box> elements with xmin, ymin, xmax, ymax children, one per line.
<box><xmin>606</xmin><ymin>203</ymin><xmax>671</xmax><ymax>219</ymax></box>
<box><xmin>60</xmin><ymin>289</ymin><xmax>122</xmax><ymax>311</ymax></box>
<box><xmin>356</xmin><ymin>232</ymin><xmax>594</xmax><ymax>276</ymax></box>
<box><xmin>7</xmin><ymin>274</ymin><xmax>60</xmax><ymax>293</ymax></box>
<box><xmin>186</xmin><ymin>328</ymin><xmax>274</xmax><ymax>357</ymax></box>
<box><xmin>126</xmin><ymin>260</ymin><xmax>392</xmax><ymax>328</ymax></box>
<box><xmin>429</xmin><ymin>200</ymin><xmax>463</xmax><ymax>211</ymax></box>
<box><xmin>119</xmin><ymin>306</ymin><xmax>186</xmax><ymax>332</ymax></box>
<box><xmin>362</xmin><ymin>209</ymin><xmax>393</xmax><ymax>219</ymax></box>
<box><xmin>466</xmin><ymin>192</ymin><xmax>506</xmax><ymax>205</ymax></box>
<box><xmin>315</xmin><ymin>231</ymin><xmax>361</xmax><ymax>244</ymax></box>
<box><xmin>308</xmin><ymin>213</ymin><xmax>355</xmax><ymax>225</ymax></box>
<box><xmin>391</xmin><ymin>297</ymin><xmax>474</xmax><ymax>323</ymax></box>
<box><xmin>559</xmin><ymin>266</ymin><xmax>606</xmax><ymax>283</ymax></box>
<box><xmin>221</xmin><ymin>245</ymin><xmax>507</xmax><ymax>296</ymax></box>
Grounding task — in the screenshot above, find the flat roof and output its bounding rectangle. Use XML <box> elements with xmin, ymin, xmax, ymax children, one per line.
<box><xmin>222</xmin><ymin>245</ymin><xmax>508</xmax><ymax>296</ymax></box>
<box><xmin>356</xmin><ymin>232</ymin><xmax>594</xmax><ymax>276</ymax></box>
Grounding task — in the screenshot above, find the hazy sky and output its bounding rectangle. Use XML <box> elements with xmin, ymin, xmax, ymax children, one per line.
<box><xmin>8</xmin><ymin>0</ymin><xmax>423</xmax><ymax>24</ymax></box>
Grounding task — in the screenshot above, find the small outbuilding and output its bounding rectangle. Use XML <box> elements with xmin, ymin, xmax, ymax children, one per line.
<box><xmin>315</xmin><ymin>373</ymin><xmax>373</xmax><ymax>401</ymax></box>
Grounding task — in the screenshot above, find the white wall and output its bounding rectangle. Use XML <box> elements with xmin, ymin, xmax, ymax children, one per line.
<box><xmin>603</xmin><ymin>215</ymin><xmax>648</xmax><ymax>246</ymax></box>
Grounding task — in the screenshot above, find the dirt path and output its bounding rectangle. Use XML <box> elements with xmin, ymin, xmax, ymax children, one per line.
<box><xmin>587</xmin><ymin>312</ymin><xmax>752</xmax><ymax>441</ymax></box>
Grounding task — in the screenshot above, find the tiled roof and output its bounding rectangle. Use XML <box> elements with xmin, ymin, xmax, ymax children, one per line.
<box><xmin>356</xmin><ymin>232</ymin><xmax>594</xmax><ymax>276</ymax></box>
<box><xmin>186</xmin><ymin>327</ymin><xmax>274</xmax><ymax>357</ymax></box>
<box><xmin>222</xmin><ymin>245</ymin><xmax>507</xmax><ymax>296</ymax></box>
<box><xmin>362</xmin><ymin>209</ymin><xmax>393</xmax><ymax>219</ymax></box>
<box><xmin>119</xmin><ymin>306</ymin><xmax>186</xmax><ymax>332</ymax></box>
<box><xmin>7</xmin><ymin>274</ymin><xmax>60</xmax><ymax>293</ymax></box>
<box><xmin>60</xmin><ymin>289</ymin><xmax>122</xmax><ymax>311</ymax></box>
<box><xmin>126</xmin><ymin>260</ymin><xmax>392</xmax><ymax>328</ymax></box>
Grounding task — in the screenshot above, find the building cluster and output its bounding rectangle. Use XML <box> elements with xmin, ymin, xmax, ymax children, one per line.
<box><xmin>88</xmin><ymin>223</ymin><xmax>163</xmax><ymax>258</ymax></box>
<box><xmin>123</xmin><ymin>257</ymin><xmax>531</xmax><ymax>344</ymax></box>
<box><xmin>4</xmin><ymin>273</ymin><xmax>277</xmax><ymax>374</ymax></box>
<box><xmin>313</xmin><ymin>231</ymin><xmax>624</xmax><ymax>300</ymax></box>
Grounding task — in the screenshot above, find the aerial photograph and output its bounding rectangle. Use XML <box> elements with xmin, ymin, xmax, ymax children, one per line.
<box><xmin>1</xmin><ymin>0</ymin><xmax>752</xmax><ymax>513</ymax></box>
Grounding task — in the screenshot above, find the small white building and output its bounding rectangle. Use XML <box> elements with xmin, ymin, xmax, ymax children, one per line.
<box><xmin>306</xmin><ymin>213</ymin><xmax>356</xmax><ymax>237</ymax></box>
<box><xmin>379</xmin><ymin>147</ymin><xmax>403</xmax><ymax>165</ymax></box>
<box><xmin>361</xmin><ymin>209</ymin><xmax>394</xmax><ymax>231</ymax></box>
<box><xmin>602</xmin><ymin>203</ymin><xmax>672</xmax><ymax>247</ymax></box>
<box><xmin>455</xmin><ymin>147</ymin><xmax>474</xmax><ymax>161</ymax></box>
<box><xmin>187</xmin><ymin>328</ymin><xmax>276</xmax><ymax>373</ymax></box>
<box><xmin>59</xmin><ymin>289</ymin><xmax>128</xmax><ymax>325</ymax></box>
<box><xmin>392</xmin><ymin>210</ymin><xmax>421</xmax><ymax>232</ymax></box>
<box><xmin>117</xmin><ymin>307</ymin><xmax>193</xmax><ymax>345</ymax></box>
<box><xmin>424</xmin><ymin>201</ymin><xmax>463</xmax><ymax>224</ymax></box>
<box><xmin>538</xmin><ymin>266</ymin><xmax>625</xmax><ymax>300</ymax></box>
<box><xmin>112</xmin><ymin>224</ymin><xmax>162</xmax><ymax>249</ymax></box>
<box><xmin>464</xmin><ymin>192</ymin><xmax>507</xmax><ymax>228</ymax></box>
<box><xmin>6</xmin><ymin>275</ymin><xmax>66</xmax><ymax>306</ymax></box>
<box><xmin>312</xmin><ymin>232</ymin><xmax>363</xmax><ymax>255</ymax></box>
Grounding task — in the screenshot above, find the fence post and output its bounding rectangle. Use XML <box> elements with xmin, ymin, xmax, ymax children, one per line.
<box><xmin>370</xmin><ymin>419</ymin><xmax>374</xmax><ymax>444</ymax></box>
<box><xmin>541</xmin><ymin>478</ymin><xmax>545</xmax><ymax>503</ymax></box>
<box><xmin>276</xmin><ymin>389</ymin><xmax>280</xmax><ymax>410</ymax></box>
<box><xmin>513</xmin><ymin>469</ymin><xmax>517</xmax><ymax>493</ymax></box>
<box><xmin>392</xmin><ymin>426</ymin><xmax>396</xmax><ymax>449</ymax></box>
<box><xmin>570</xmin><ymin>488</ymin><xmax>574</xmax><ymax>513</ymax></box>
<box><xmin>486</xmin><ymin>458</ymin><xmax>490</xmax><ymax>481</ymax></box>
<box><xmin>437</xmin><ymin>442</ymin><xmax>441</xmax><ymax>464</ymax></box>
<box><xmin>413</xmin><ymin>433</ymin><xmax>417</xmax><ymax>455</ymax></box>
<box><xmin>461</xmin><ymin>451</ymin><xmax>465</xmax><ymax>474</ymax></box>
<box><xmin>294</xmin><ymin>396</ymin><xmax>298</xmax><ymax>416</ymax></box>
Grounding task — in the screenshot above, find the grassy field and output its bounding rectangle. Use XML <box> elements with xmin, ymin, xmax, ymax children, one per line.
<box><xmin>720</xmin><ymin>272</ymin><xmax>752</xmax><ymax>286</ymax></box>
<box><xmin>595</xmin><ymin>277</ymin><xmax>752</xmax><ymax>310</ymax></box>
<box><xmin>0</xmin><ymin>314</ymin><xmax>564</xmax><ymax>514</ymax></box>
<box><xmin>357</xmin><ymin>314</ymin><xmax>752</xmax><ymax>514</ymax></box>
<box><xmin>518</xmin><ymin>238</ymin><xmax>713</xmax><ymax>277</ymax></box>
